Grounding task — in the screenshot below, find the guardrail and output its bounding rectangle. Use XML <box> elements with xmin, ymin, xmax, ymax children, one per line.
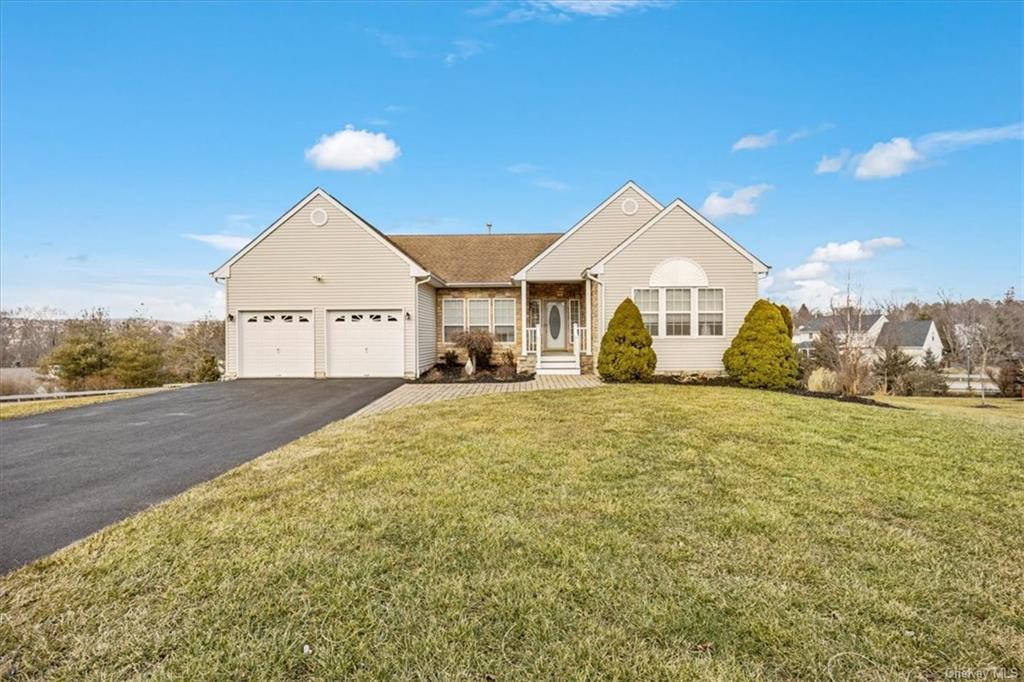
<box><xmin>0</xmin><ymin>386</ymin><xmax>174</xmax><ymax>404</ymax></box>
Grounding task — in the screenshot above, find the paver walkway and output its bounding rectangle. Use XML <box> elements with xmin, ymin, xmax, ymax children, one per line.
<box><xmin>349</xmin><ymin>374</ymin><xmax>602</xmax><ymax>418</ymax></box>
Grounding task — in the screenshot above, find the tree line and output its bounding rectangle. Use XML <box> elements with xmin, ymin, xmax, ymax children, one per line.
<box><xmin>1</xmin><ymin>308</ymin><xmax>224</xmax><ymax>391</ymax></box>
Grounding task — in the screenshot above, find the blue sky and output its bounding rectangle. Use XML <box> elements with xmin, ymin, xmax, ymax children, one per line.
<box><xmin>1</xmin><ymin>0</ymin><xmax>1021</xmax><ymax>320</ymax></box>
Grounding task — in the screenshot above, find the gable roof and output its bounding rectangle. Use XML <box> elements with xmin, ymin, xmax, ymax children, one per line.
<box><xmin>211</xmin><ymin>187</ymin><xmax>430</xmax><ymax>280</ymax></box>
<box><xmin>798</xmin><ymin>314</ymin><xmax>885</xmax><ymax>333</ymax></box>
<box><xmin>512</xmin><ymin>180</ymin><xmax>663</xmax><ymax>280</ymax></box>
<box><xmin>389</xmin><ymin>233</ymin><xmax>561</xmax><ymax>285</ymax></box>
<box><xmin>589</xmin><ymin>199</ymin><xmax>770</xmax><ymax>274</ymax></box>
<box><xmin>876</xmin><ymin>320</ymin><xmax>934</xmax><ymax>348</ymax></box>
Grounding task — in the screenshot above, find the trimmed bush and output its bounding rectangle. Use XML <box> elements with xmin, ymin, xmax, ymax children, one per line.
<box><xmin>777</xmin><ymin>304</ymin><xmax>794</xmax><ymax>337</ymax></box>
<box><xmin>598</xmin><ymin>298</ymin><xmax>657</xmax><ymax>382</ymax></box>
<box><xmin>723</xmin><ymin>300</ymin><xmax>799</xmax><ymax>389</ymax></box>
<box><xmin>806</xmin><ymin>367</ymin><xmax>839</xmax><ymax>394</ymax></box>
<box><xmin>452</xmin><ymin>330</ymin><xmax>495</xmax><ymax>370</ymax></box>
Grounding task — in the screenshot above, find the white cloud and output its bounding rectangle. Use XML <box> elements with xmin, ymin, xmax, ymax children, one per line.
<box><xmin>700</xmin><ymin>183</ymin><xmax>773</xmax><ymax>219</ymax></box>
<box><xmin>808</xmin><ymin>236</ymin><xmax>904</xmax><ymax>263</ymax></box>
<box><xmin>786</xmin><ymin>279</ymin><xmax>842</xmax><ymax>310</ymax></box>
<box><xmin>732</xmin><ymin>130</ymin><xmax>778</xmax><ymax>151</ymax></box>
<box><xmin>825</xmin><ymin>123</ymin><xmax>1022</xmax><ymax>180</ymax></box>
<box><xmin>767</xmin><ymin>235</ymin><xmax>904</xmax><ymax>309</ymax></box>
<box><xmin>305</xmin><ymin>125</ymin><xmax>401</xmax><ymax>171</ymax></box>
<box><xmin>445</xmin><ymin>39</ymin><xmax>487</xmax><ymax>65</ymax></box>
<box><xmin>183</xmin><ymin>234</ymin><xmax>251</xmax><ymax>251</ymax></box>
<box><xmin>917</xmin><ymin>122</ymin><xmax>1023</xmax><ymax>154</ymax></box>
<box><xmin>506</xmin><ymin>162</ymin><xmax>540</xmax><ymax>174</ymax></box>
<box><xmin>497</xmin><ymin>0</ymin><xmax>667</xmax><ymax>22</ymax></box>
<box><xmin>545</xmin><ymin>0</ymin><xmax>667</xmax><ymax>17</ymax></box>
<box><xmin>787</xmin><ymin>123</ymin><xmax>834</xmax><ymax>142</ymax></box>
<box><xmin>533</xmin><ymin>178</ymin><xmax>569</xmax><ymax>191</ymax></box>
<box><xmin>782</xmin><ymin>261</ymin><xmax>830</xmax><ymax>279</ymax></box>
<box><xmin>815</xmin><ymin>149</ymin><xmax>850</xmax><ymax>174</ymax></box>
<box><xmin>853</xmin><ymin>137</ymin><xmax>923</xmax><ymax>179</ymax></box>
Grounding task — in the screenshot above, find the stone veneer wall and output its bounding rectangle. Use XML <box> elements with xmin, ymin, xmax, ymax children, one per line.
<box><xmin>434</xmin><ymin>288</ymin><xmax>521</xmax><ymax>365</ymax></box>
<box><xmin>433</xmin><ymin>283</ymin><xmax>595</xmax><ymax>373</ymax></box>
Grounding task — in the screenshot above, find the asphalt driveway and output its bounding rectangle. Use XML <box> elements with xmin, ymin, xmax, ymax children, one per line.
<box><xmin>0</xmin><ymin>378</ymin><xmax>402</xmax><ymax>573</ymax></box>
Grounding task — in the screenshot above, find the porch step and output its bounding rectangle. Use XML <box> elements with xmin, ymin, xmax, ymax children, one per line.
<box><xmin>536</xmin><ymin>354</ymin><xmax>581</xmax><ymax>375</ymax></box>
<box><xmin>536</xmin><ymin>367</ymin><xmax>581</xmax><ymax>375</ymax></box>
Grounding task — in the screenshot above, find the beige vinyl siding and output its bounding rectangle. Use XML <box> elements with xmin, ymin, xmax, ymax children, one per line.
<box><xmin>598</xmin><ymin>205</ymin><xmax>760</xmax><ymax>373</ymax></box>
<box><xmin>527</xmin><ymin>187</ymin><xmax>660</xmax><ymax>280</ymax></box>
<box><xmin>225</xmin><ymin>194</ymin><xmax>416</xmax><ymax>377</ymax></box>
<box><xmin>417</xmin><ymin>283</ymin><xmax>437</xmax><ymax>373</ymax></box>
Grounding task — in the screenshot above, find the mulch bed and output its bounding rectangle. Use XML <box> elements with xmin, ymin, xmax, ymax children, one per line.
<box><xmin>604</xmin><ymin>373</ymin><xmax>902</xmax><ymax>408</ymax></box>
<box><xmin>413</xmin><ymin>366</ymin><xmax>535</xmax><ymax>384</ymax></box>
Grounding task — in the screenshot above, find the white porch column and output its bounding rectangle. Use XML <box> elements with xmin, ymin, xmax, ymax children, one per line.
<box><xmin>520</xmin><ymin>279</ymin><xmax>528</xmax><ymax>356</ymax></box>
<box><xmin>585</xmin><ymin>277</ymin><xmax>592</xmax><ymax>353</ymax></box>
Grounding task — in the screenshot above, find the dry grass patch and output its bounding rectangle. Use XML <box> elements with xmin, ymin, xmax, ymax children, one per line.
<box><xmin>0</xmin><ymin>392</ymin><xmax>146</xmax><ymax>420</ymax></box>
<box><xmin>1</xmin><ymin>386</ymin><xmax>1021</xmax><ymax>679</ymax></box>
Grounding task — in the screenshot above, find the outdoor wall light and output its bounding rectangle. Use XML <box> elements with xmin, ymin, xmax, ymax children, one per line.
<box><xmin>313</xmin><ymin>274</ymin><xmax>324</xmax><ymax>282</ymax></box>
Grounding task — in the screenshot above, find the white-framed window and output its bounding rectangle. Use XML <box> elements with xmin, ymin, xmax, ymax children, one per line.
<box><xmin>443</xmin><ymin>298</ymin><xmax>465</xmax><ymax>342</ymax></box>
<box><xmin>698</xmin><ymin>288</ymin><xmax>724</xmax><ymax>336</ymax></box>
<box><xmin>468</xmin><ymin>299</ymin><xmax>490</xmax><ymax>333</ymax></box>
<box><xmin>633</xmin><ymin>288</ymin><xmax>660</xmax><ymax>337</ymax></box>
<box><xmin>665</xmin><ymin>288</ymin><xmax>691</xmax><ymax>336</ymax></box>
<box><xmin>529</xmin><ymin>300</ymin><xmax>541</xmax><ymax>327</ymax></box>
<box><xmin>493</xmin><ymin>299</ymin><xmax>515</xmax><ymax>343</ymax></box>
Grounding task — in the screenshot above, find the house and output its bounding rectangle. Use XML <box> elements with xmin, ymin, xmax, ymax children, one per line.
<box><xmin>211</xmin><ymin>181</ymin><xmax>770</xmax><ymax>378</ymax></box>
<box><xmin>875</xmin><ymin>319</ymin><xmax>944</xmax><ymax>365</ymax></box>
<box><xmin>793</xmin><ymin>313</ymin><xmax>887</xmax><ymax>358</ymax></box>
<box><xmin>794</xmin><ymin>314</ymin><xmax>943</xmax><ymax>366</ymax></box>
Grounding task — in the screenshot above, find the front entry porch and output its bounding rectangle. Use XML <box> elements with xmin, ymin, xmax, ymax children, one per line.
<box><xmin>519</xmin><ymin>281</ymin><xmax>594</xmax><ymax>375</ymax></box>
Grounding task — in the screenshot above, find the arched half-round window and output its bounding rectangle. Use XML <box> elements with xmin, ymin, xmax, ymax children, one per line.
<box><xmin>649</xmin><ymin>258</ymin><xmax>709</xmax><ymax>288</ymax></box>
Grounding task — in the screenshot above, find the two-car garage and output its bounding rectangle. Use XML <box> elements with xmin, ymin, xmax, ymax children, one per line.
<box><xmin>238</xmin><ymin>309</ymin><xmax>404</xmax><ymax>378</ymax></box>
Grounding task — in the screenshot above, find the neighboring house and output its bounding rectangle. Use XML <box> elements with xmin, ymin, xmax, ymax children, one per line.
<box><xmin>794</xmin><ymin>314</ymin><xmax>943</xmax><ymax>366</ymax></box>
<box><xmin>211</xmin><ymin>181</ymin><xmax>769</xmax><ymax>378</ymax></box>
<box><xmin>875</xmin><ymin>319</ymin><xmax>944</xmax><ymax>365</ymax></box>
<box><xmin>793</xmin><ymin>313</ymin><xmax>887</xmax><ymax>358</ymax></box>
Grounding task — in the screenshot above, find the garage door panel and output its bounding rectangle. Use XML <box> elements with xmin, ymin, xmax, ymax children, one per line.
<box><xmin>239</xmin><ymin>311</ymin><xmax>314</xmax><ymax>378</ymax></box>
<box><xmin>328</xmin><ymin>310</ymin><xmax>403</xmax><ymax>377</ymax></box>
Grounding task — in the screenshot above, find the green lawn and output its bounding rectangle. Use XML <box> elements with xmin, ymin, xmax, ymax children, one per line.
<box><xmin>0</xmin><ymin>392</ymin><xmax>146</xmax><ymax>420</ymax></box>
<box><xmin>1</xmin><ymin>386</ymin><xmax>1021</xmax><ymax>680</ymax></box>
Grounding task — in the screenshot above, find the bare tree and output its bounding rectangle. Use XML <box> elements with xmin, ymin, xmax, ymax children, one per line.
<box><xmin>957</xmin><ymin>299</ymin><xmax>997</xmax><ymax>405</ymax></box>
<box><xmin>0</xmin><ymin>306</ymin><xmax>67</xmax><ymax>367</ymax></box>
<box><xmin>829</xmin><ymin>277</ymin><xmax>874</xmax><ymax>395</ymax></box>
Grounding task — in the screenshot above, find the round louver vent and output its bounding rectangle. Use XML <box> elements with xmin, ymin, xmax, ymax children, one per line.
<box><xmin>310</xmin><ymin>208</ymin><xmax>329</xmax><ymax>226</ymax></box>
<box><xmin>621</xmin><ymin>198</ymin><xmax>639</xmax><ymax>216</ymax></box>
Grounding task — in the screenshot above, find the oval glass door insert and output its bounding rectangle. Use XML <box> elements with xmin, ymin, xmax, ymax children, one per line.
<box><xmin>548</xmin><ymin>306</ymin><xmax>561</xmax><ymax>340</ymax></box>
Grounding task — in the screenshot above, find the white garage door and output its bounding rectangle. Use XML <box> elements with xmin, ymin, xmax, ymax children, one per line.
<box><xmin>328</xmin><ymin>310</ymin><xmax>404</xmax><ymax>377</ymax></box>
<box><xmin>239</xmin><ymin>311</ymin><xmax>314</xmax><ymax>378</ymax></box>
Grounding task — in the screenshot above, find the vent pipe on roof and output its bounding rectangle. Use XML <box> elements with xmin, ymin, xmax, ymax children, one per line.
<box><xmin>485</xmin><ymin>222</ymin><xmax>492</xmax><ymax>235</ymax></box>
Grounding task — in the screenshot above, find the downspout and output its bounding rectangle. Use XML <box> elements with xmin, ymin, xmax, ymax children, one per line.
<box><xmin>413</xmin><ymin>275</ymin><xmax>433</xmax><ymax>378</ymax></box>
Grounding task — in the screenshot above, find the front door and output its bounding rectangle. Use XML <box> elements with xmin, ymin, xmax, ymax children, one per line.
<box><xmin>544</xmin><ymin>301</ymin><xmax>566</xmax><ymax>350</ymax></box>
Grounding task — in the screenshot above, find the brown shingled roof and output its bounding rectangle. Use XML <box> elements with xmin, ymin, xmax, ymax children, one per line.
<box><xmin>388</xmin><ymin>233</ymin><xmax>561</xmax><ymax>285</ymax></box>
